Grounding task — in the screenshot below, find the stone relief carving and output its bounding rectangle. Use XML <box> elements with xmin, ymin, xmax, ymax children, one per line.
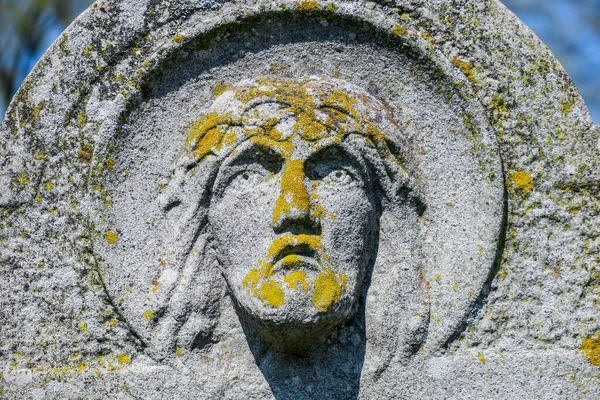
<box><xmin>163</xmin><ymin>77</ymin><xmax>425</xmax><ymax>355</ymax></box>
<box><xmin>14</xmin><ymin>1</ymin><xmax>600</xmax><ymax>397</ymax></box>
<box><xmin>99</xmin><ymin>73</ymin><xmax>504</xmax><ymax>376</ymax></box>
<box><xmin>73</xmin><ymin>12</ymin><xmax>509</xmax><ymax>383</ymax></box>
<box><xmin>62</xmin><ymin>5</ymin><xmax>510</xmax><ymax>393</ymax></box>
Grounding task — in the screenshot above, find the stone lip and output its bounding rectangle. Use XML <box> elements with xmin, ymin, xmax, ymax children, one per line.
<box><xmin>273</xmin><ymin>255</ymin><xmax>320</xmax><ymax>273</ymax></box>
<box><xmin>0</xmin><ymin>0</ymin><xmax>599</xmax><ymax>398</ymax></box>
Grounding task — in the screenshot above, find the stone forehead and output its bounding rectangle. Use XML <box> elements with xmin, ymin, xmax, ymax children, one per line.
<box><xmin>184</xmin><ymin>76</ymin><xmax>399</xmax><ymax>164</ymax></box>
<box><xmin>213</xmin><ymin>76</ymin><xmax>389</xmax><ymax>119</ymax></box>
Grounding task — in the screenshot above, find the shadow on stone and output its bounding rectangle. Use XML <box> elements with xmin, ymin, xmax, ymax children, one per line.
<box><xmin>240</xmin><ymin>295</ymin><xmax>368</xmax><ymax>400</ymax></box>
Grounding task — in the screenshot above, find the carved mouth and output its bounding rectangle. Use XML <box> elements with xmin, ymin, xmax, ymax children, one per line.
<box><xmin>268</xmin><ymin>234</ymin><xmax>322</xmax><ymax>272</ymax></box>
<box><xmin>273</xmin><ymin>254</ymin><xmax>320</xmax><ymax>272</ymax></box>
<box><xmin>273</xmin><ymin>243</ymin><xmax>317</xmax><ymax>263</ymax></box>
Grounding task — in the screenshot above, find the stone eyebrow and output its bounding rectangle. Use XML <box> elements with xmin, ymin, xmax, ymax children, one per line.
<box><xmin>304</xmin><ymin>142</ymin><xmax>366</xmax><ymax>175</ymax></box>
<box><xmin>224</xmin><ymin>137</ymin><xmax>285</xmax><ymax>164</ymax></box>
<box><xmin>241</xmin><ymin>98</ymin><xmax>287</xmax><ymax>112</ymax></box>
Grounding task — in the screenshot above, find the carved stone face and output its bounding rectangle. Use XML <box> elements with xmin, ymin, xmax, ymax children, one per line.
<box><xmin>198</xmin><ymin>78</ymin><xmax>387</xmax><ymax>352</ymax></box>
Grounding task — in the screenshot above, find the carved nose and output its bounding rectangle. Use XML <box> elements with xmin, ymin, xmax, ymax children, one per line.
<box><xmin>272</xmin><ymin>159</ymin><xmax>320</xmax><ymax>234</ymax></box>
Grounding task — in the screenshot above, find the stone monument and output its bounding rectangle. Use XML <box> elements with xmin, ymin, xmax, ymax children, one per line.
<box><xmin>0</xmin><ymin>1</ymin><xmax>598</xmax><ymax>398</ymax></box>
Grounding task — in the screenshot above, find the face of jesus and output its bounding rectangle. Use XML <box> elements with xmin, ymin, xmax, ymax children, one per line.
<box><xmin>199</xmin><ymin>78</ymin><xmax>385</xmax><ymax>351</ymax></box>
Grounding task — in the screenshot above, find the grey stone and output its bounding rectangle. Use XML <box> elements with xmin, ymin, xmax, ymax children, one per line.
<box><xmin>0</xmin><ymin>1</ymin><xmax>599</xmax><ymax>399</ymax></box>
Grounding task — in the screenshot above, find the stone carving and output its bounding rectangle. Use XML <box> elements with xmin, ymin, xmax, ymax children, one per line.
<box><xmin>171</xmin><ymin>77</ymin><xmax>417</xmax><ymax>354</ymax></box>
<box><xmin>1</xmin><ymin>1</ymin><xmax>599</xmax><ymax>398</ymax></box>
<box><xmin>126</xmin><ymin>73</ymin><xmax>503</xmax><ymax>366</ymax></box>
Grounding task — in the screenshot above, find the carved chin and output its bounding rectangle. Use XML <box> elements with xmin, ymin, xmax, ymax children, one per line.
<box><xmin>232</xmin><ymin>286</ymin><xmax>356</xmax><ymax>354</ymax></box>
<box><xmin>240</xmin><ymin>304</ymin><xmax>350</xmax><ymax>355</ymax></box>
<box><xmin>253</xmin><ymin>316</ymin><xmax>345</xmax><ymax>355</ymax></box>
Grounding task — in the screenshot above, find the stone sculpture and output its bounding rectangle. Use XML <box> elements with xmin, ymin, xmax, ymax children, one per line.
<box><xmin>194</xmin><ymin>77</ymin><xmax>402</xmax><ymax>354</ymax></box>
<box><xmin>1</xmin><ymin>1</ymin><xmax>598</xmax><ymax>398</ymax></box>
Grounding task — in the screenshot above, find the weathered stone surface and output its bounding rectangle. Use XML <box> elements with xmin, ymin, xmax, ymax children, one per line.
<box><xmin>0</xmin><ymin>1</ymin><xmax>598</xmax><ymax>398</ymax></box>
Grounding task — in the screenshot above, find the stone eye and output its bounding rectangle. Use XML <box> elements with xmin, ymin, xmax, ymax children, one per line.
<box><xmin>323</xmin><ymin>168</ymin><xmax>353</xmax><ymax>185</ymax></box>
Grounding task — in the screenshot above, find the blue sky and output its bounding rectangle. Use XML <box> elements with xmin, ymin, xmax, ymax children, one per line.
<box><xmin>502</xmin><ymin>0</ymin><xmax>600</xmax><ymax>122</ymax></box>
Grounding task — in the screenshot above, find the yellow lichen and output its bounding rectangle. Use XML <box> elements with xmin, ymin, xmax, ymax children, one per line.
<box><xmin>258</xmin><ymin>280</ymin><xmax>285</xmax><ymax>308</ymax></box>
<box><xmin>312</xmin><ymin>268</ymin><xmax>343</xmax><ymax>312</ymax></box>
<box><xmin>242</xmin><ymin>269</ymin><xmax>261</xmax><ymax>289</ymax></box>
<box><xmin>105</xmin><ymin>231</ymin><xmax>119</xmax><ymax>244</ymax></box>
<box><xmin>560</xmin><ymin>98</ymin><xmax>575</xmax><ymax>114</ymax></box>
<box><xmin>82</xmin><ymin>45</ymin><xmax>93</xmax><ymax>56</ymax></box>
<box><xmin>106</xmin><ymin>158</ymin><xmax>116</xmax><ymax>171</ymax></box>
<box><xmin>77</xmin><ymin>111</ymin><xmax>87</xmax><ymax>129</ymax></box>
<box><xmin>272</xmin><ymin>160</ymin><xmax>311</xmax><ymax>225</ymax></box>
<box><xmin>223</xmin><ymin>131</ymin><xmax>237</xmax><ymax>146</ymax></box>
<box><xmin>260</xmin><ymin>259</ymin><xmax>275</xmax><ymax>278</ymax></box>
<box><xmin>311</xmin><ymin>202</ymin><xmax>326</xmax><ymax>219</ymax></box>
<box><xmin>420</xmin><ymin>31</ymin><xmax>435</xmax><ymax>43</ymax></box>
<box><xmin>391</xmin><ymin>24</ymin><xmax>408</xmax><ymax>36</ymax></box>
<box><xmin>77</xmin><ymin>363</ymin><xmax>87</xmax><ymax>372</ymax></box>
<box><xmin>117</xmin><ymin>354</ymin><xmax>131</xmax><ymax>365</ymax></box>
<box><xmin>59</xmin><ymin>33</ymin><xmax>70</xmax><ymax>54</ymax></box>
<box><xmin>294</xmin><ymin>112</ymin><xmax>327</xmax><ymax>140</ymax></box>
<box><xmin>284</xmin><ymin>270</ymin><xmax>310</xmax><ymax>291</ymax></box>
<box><xmin>14</xmin><ymin>171</ymin><xmax>29</xmax><ymax>186</ymax></box>
<box><xmin>477</xmin><ymin>353</ymin><xmax>486</xmax><ymax>364</ymax></box>
<box><xmin>32</xmin><ymin>101</ymin><xmax>44</xmax><ymax>124</ymax></box>
<box><xmin>452</xmin><ymin>57</ymin><xmax>476</xmax><ymax>83</ymax></box>
<box><xmin>45</xmin><ymin>182</ymin><xmax>54</xmax><ymax>190</ymax></box>
<box><xmin>78</xmin><ymin>321</ymin><xmax>88</xmax><ymax>333</ymax></box>
<box><xmin>581</xmin><ymin>333</ymin><xmax>600</xmax><ymax>366</ymax></box>
<box><xmin>171</xmin><ymin>34</ymin><xmax>184</xmax><ymax>43</ymax></box>
<box><xmin>280</xmin><ymin>255</ymin><xmax>306</xmax><ymax>269</ymax></box>
<box><xmin>243</xmin><ymin>233</ymin><xmax>325</xmax><ymax>307</ymax></box>
<box><xmin>364</xmin><ymin>123</ymin><xmax>388</xmax><ymax>152</ymax></box>
<box><xmin>267</xmin><ymin>233</ymin><xmax>322</xmax><ymax>259</ymax></box>
<box><xmin>177</xmin><ymin>347</ymin><xmax>183</xmax><ymax>357</ymax></box>
<box><xmin>512</xmin><ymin>170</ymin><xmax>533</xmax><ymax>195</ymax></box>
<box><xmin>185</xmin><ymin>111</ymin><xmax>233</xmax><ymax>160</ymax></box>
<box><xmin>339</xmin><ymin>274</ymin><xmax>348</xmax><ymax>290</ymax></box>
<box><xmin>249</xmin><ymin>135</ymin><xmax>293</xmax><ymax>159</ymax></box>
<box><xmin>78</xmin><ymin>143</ymin><xmax>92</xmax><ymax>163</ymax></box>
<box><xmin>142</xmin><ymin>310</ymin><xmax>155</xmax><ymax>320</ymax></box>
<box><xmin>295</xmin><ymin>0</ymin><xmax>319</xmax><ymax>11</ymax></box>
<box><xmin>323</xmin><ymin>90</ymin><xmax>359</xmax><ymax>121</ymax></box>
<box><xmin>213</xmin><ymin>82</ymin><xmax>232</xmax><ymax>97</ymax></box>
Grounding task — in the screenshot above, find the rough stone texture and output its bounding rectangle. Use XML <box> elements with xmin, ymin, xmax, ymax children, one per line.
<box><xmin>0</xmin><ymin>0</ymin><xmax>598</xmax><ymax>399</ymax></box>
